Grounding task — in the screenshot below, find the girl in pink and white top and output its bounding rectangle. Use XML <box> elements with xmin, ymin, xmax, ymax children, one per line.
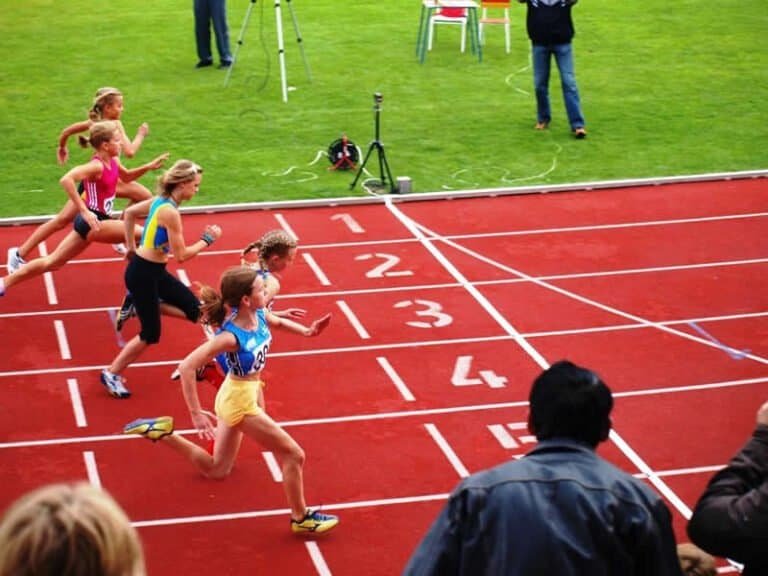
<box><xmin>0</xmin><ymin>121</ymin><xmax>168</xmax><ymax>297</ymax></box>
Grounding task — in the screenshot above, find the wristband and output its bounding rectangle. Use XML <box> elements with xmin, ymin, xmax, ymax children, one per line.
<box><xmin>200</xmin><ymin>231</ymin><xmax>215</xmax><ymax>246</ymax></box>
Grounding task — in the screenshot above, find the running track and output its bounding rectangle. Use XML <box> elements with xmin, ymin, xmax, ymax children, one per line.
<box><xmin>1</xmin><ymin>176</ymin><xmax>766</xmax><ymax>574</ymax></box>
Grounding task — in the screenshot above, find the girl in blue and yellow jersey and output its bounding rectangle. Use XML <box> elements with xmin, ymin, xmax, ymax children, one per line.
<box><xmin>100</xmin><ymin>159</ymin><xmax>222</xmax><ymax>399</ymax></box>
<box><xmin>0</xmin><ymin>121</ymin><xmax>167</xmax><ymax>297</ymax></box>
<box><xmin>123</xmin><ymin>266</ymin><xmax>339</xmax><ymax>535</ymax></box>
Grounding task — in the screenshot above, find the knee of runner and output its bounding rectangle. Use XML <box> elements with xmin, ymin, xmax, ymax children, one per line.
<box><xmin>140</xmin><ymin>331</ymin><xmax>160</xmax><ymax>345</ymax></box>
<box><xmin>284</xmin><ymin>446</ymin><xmax>306</xmax><ymax>468</ymax></box>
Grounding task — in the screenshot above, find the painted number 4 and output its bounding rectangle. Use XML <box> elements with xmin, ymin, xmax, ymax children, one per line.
<box><xmin>451</xmin><ymin>355</ymin><xmax>508</xmax><ymax>389</ymax></box>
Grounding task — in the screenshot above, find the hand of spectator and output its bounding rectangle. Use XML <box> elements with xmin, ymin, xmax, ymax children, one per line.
<box><xmin>677</xmin><ymin>542</ymin><xmax>717</xmax><ymax>576</ymax></box>
<box><xmin>757</xmin><ymin>401</ymin><xmax>768</xmax><ymax>426</ymax></box>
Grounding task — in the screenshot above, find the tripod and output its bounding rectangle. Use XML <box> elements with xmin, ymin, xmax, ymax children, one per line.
<box><xmin>224</xmin><ymin>0</ymin><xmax>312</xmax><ymax>102</ymax></box>
<box><xmin>350</xmin><ymin>93</ymin><xmax>396</xmax><ymax>193</ymax></box>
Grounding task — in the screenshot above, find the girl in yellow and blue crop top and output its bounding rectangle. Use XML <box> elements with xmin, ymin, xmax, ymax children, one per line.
<box><xmin>123</xmin><ymin>266</ymin><xmax>338</xmax><ymax>534</ymax></box>
<box><xmin>100</xmin><ymin>160</ymin><xmax>222</xmax><ymax>399</ymax></box>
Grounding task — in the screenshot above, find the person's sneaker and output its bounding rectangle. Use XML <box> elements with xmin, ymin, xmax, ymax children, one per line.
<box><xmin>195</xmin><ymin>59</ymin><xmax>213</xmax><ymax>68</ymax></box>
<box><xmin>573</xmin><ymin>127</ymin><xmax>587</xmax><ymax>139</ymax></box>
<box><xmin>114</xmin><ymin>293</ymin><xmax>136</xmax><ymax>332</ymax></box>
<box><xmin>218</xmin><ymin>61</ymin><xmax>232</xmax><ymax>69</ymax></box>
<box><xmin>112</xmin><ymin>243</ymin><xmax>128</xmax><ymax>255</ymax></box>
<box><xmin>291</xmin><ymin>509</ymin><xmax>339</xmax><ymax>534</ymax></box>
<box><xmin>7</xmin><ymin>247</ymin><xmax>25</xmax><ymax>274</ymax></box>
<box><xmin>534</xmin><ymin>121</ymin><xmax>549</xmax><ymax>130</ymax></box>
<box><xmin>100</xmin><ymin>369</ymin><xmax>131</xmax><ymax>398</ymax></box>
<box><xmin>123</xmin><ymin>416</ymin><xmax>174</xmax><ymax>441</ymax></box>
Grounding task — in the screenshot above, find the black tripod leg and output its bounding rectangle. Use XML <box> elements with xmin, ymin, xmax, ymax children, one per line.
<box><xmin>378</xmin><ymin>145</ymin><xmax>397</xmax><ymax>193</ymax></box>
<box><xmin>350</xmin><ymin>143</ymin><xmax>376</xmax><ymax>190</ymax></box>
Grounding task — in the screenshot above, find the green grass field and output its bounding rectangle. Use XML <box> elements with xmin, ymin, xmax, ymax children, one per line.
<box><xmin>1</xmin><ymin>0</ymin><xmax>766</xmax><ymax>218</ymax></box>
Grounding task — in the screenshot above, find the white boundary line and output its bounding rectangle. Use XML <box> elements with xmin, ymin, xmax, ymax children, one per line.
<box><xmin>3</xmin><ymin>169</ymin><xmax>765</xmax><ymax>225</ymax></box>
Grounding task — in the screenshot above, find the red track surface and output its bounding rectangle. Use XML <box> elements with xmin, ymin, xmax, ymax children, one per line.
<box><xmin>1</xmin><ymin>178</ymin><xmax>766</xmax><ymax>574</ymax></box>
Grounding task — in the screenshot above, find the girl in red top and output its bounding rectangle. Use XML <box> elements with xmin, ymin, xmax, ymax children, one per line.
<box><xmin>6</xmin><ymin>87</ymin><xmax>153</xmax><ymax>273</ymax></box>
<box><xmin>0</xmin><ymin>121</ymin><xmax>167</xmax><ymax>297</ymax></box>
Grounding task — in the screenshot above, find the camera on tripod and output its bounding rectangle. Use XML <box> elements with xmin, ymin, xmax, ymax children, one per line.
<box><xmin>350</xmin><ymin>92</ymin><xmax>397</xmax><ymax>193</ymax></box>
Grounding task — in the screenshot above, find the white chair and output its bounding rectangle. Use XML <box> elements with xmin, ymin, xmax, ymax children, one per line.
<box><xmin>479</xmin><ymin>0</ymin><xmax>511</xmax><ymax>54</ymax></box>
<box><xmin>428</xmin><ymin>7</ymin><xmax>468</xmax><ymax>53</ymax></box>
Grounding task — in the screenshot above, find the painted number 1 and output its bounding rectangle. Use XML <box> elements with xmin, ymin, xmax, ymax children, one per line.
<box><xmin>451</xmin><ymin>355</ymin><xmax>508</xmax><ymax>388</ymax></box>
<box><xmin>331</xmin><ymin>213</ymin><xmax>365</xmax><ymax>233</ymax></box>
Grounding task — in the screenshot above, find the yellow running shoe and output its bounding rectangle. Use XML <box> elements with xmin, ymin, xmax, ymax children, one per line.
<box><xmin>123</xmin><ymin>417</ymin><xmax>174</xmax><ymax>442</ymax></box>
<box><xmin>291</xmin><ymin>509</ymin><xmax>339</xmax><ymax>534</ymax></box>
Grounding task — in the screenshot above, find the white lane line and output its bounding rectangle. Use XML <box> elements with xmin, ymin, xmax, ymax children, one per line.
<box><xmin>83</xmin><ymin>451</ymin><xmax>102</xmax><ymax>489</ymax></box>
<box><xmin>67</xmin><ymin>378</ymin><xmax>87</xmax><ymax>427</ymax></box>
<box><xmin>385</xmin><ymin>199</ymin><xmax>549</xmax><ymax>370</ymax></box>
<box><xmin>274</xmin><ymin>213</ymin><xmax>298</xmax><ymax>241</ymax></box>
<box><xmin>336</xmin><ymin>300</ymin><xmax>370</xmax><ymax>339</ymax></box>
<box><xmin>610</xmin><ymin>429</ymin><xmax>692</xmax><ymax>518</ymax></box>
<box><xmin>177</xmin><ymin>269</ymin><xmax>191</xmax><ymax>287</ymax></box>
<box><xmin>262</xmin><ymin>452</ymin><xmax>283</xmax><ymax>482</ymax></box>
<box><xmin>38</xmin><ymin>242</ymin><xmax>58</xmax><ymax>305</ymax></box>
<box><xmin>130</xmin><ymin>492</ymin><xmax>452</xmax><ymax>528</ymax></box>
<box><xmin>424</xmin><ymin>423</ymin><xmax>469</xmax><ymax>478</ymax></box>
<box><xmin>376</xmin><ymin>357</ymin><xmax>415</xmax><ymax>401</ymax></box>
<box><xmin>303</xmin><ymin>253</ymin><xmax>331</xmax><ymax>286</ymax></box>
<box><xmin>305</xmin><ymin>542</ymin><xmax>332</xmax><ymax>576</ymax></box>
<box><xmin>54</xmin><ymin>320</ymin><xmax>71</xmax><ymax>360</ymax></box>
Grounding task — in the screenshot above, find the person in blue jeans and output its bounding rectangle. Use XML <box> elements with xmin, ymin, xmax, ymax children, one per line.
<box><xmin>194</xmin><ymin>0</ymin><xmax>233</xmax><ymax>69</ymax></box>
<box><xmin>519</xmin><ymin>0</ymin><xmax>587</xmax><ymax>138</ymax></box>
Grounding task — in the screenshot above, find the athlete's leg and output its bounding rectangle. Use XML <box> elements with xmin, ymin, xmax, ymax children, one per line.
<box><xmin>240</xmin><ymin>412</ymin><xmax>307</xmax><ymax>519</ymax></box>
<box><xmin>3</xmin><ymin>231</ymin><xmax>88</xmax><ymax>291</ymax></box>
<box><xmin>115</xmin><ymin>180</ymin><xmax>152</xmax><ymax>206</ymax></box>
<box><xmin>17</xmin><ymin>200</ymin><xmax>79</xmax><ymax>259</ymax></box>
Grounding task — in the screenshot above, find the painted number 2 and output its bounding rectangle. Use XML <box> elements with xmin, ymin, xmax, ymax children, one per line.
<box><xmin>394</xmin><ymin>299</ymin><xmax>452</xmax><ymax>328</ymax></box>
<box><xmin>451</xmin><ymin>355</ymin><xmax>508</xmax><ymax>388</ymax></box>
<box><xmin>356</xmin><ymin>253</ymin><xmax>414</xmax><ymax>278</ymax></box>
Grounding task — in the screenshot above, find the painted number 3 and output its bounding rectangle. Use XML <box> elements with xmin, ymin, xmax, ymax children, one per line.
<box><xmin>393</xmin><ymin>299</ymin><xmax>453</xmax><ymax>328</ymax></box>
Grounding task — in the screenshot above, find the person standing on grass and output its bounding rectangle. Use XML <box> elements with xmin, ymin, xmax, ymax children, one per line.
<box><xmin>518</xmin><ymin>0</ymin><xmax>587</xmax><ymax>138</ymax></box>
<box><xmin>6</xmin><ymin>87</ymin><xmax>154</xmax><ymax>274</ymax></box>
<box><xmin>0</xmin><ymin>121</ymin><xmax>167</xmax><ymax>298</ymax></box>
<box><xmin>403</xmin><ymin>360</ymin><xmax>715</xmax><ymax>576</ymax></box>
<box><xmin>123</xmin><ymin>266</ymin><xmax>339</xmax><ymax>534</ymax></box>
<box><xmin>687</xmin><ymin>400</ymin><xmax>768</xmax><ymax>575</ymax></box>
<box><xmin>194</xmin><ymin>0</ymin><xmax>233</xmax><ymax>69</ymax></box>
<box><xmin>100</xmin><ymin>159</ymin><xmax>221</xmax><ymax>399</ymax></box>
<box><xmin>0</xmin><ymin>482</ymin><xmax>146</xmax><ymax>576</ymax></box>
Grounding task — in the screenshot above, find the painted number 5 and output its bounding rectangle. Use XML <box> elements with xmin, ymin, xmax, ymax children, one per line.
<box><xmin>394</xmin><ymin>299</ymin><xmax>452</xmax><ymax>328</ymax></box>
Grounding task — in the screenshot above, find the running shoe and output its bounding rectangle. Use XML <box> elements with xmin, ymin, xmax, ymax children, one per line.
<box><xmin>112</xmin><ymin>243</ymin><xmax>128</xmax><ymax>255</ymax></box>
<box><xmin>291</xmin><ymin>509</ymin><xmax>339</xmax><ymax>534</ymax></box>
<box><xmin>114</xmin><ymin>293</ymin><xmax>136</xmax><ymax>332</ymax></box>
<box><xmin>123</xmin><ymin>416</ymin><xmax>174</xmax><ymax>442</ymax></box>
<box><xmin>100</xmin><ymin>369</ymin><xmax>131</xmax><ymax>398</ymax></box>
<box><xmin>7</xmin><ymin>247</ymin><xmax>25</xmax><ymax>275</ymax></box>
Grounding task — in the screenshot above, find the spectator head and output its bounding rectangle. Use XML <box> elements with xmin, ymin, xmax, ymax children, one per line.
<box><xmin>0</xmin><ymin>482</ymin><xmax>145</xmax><ymax>576</ymax></box>
<box><xmin>528</xmin><ymin>360</ymin><xmax>613</xmax><ymax>447</ymax></box>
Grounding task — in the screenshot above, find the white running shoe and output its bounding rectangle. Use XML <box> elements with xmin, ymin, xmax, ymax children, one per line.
<box><xmin>100</xmin><ymin>369</ymin><xmax>131</xmax><ymax>398</ymax></box>
<box><xmin>112</xmin><ymin>243</ymin><xmax>128</xmax><ymax>255</ymax></box>
<box><xmin>7</xmin><ymin>247</ymin><xmax>25</xmax><ymax>274</ymax></box>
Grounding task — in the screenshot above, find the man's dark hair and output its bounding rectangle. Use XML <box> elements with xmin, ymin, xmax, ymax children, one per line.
<box><xmin>529</xmin><ymin>360</ymin><xmax>613</xmax><ymax>447</ymax></box>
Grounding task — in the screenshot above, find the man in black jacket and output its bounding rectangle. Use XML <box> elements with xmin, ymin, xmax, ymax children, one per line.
<box><xmin>519</xmin><ymin>0</ymin><xmax>587</xmax><ymax>138</ymax></box>
<box><xmin>688</xmin><ymin>401</ymin><xmax>768</xmax><ymax>575</ymax></box>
